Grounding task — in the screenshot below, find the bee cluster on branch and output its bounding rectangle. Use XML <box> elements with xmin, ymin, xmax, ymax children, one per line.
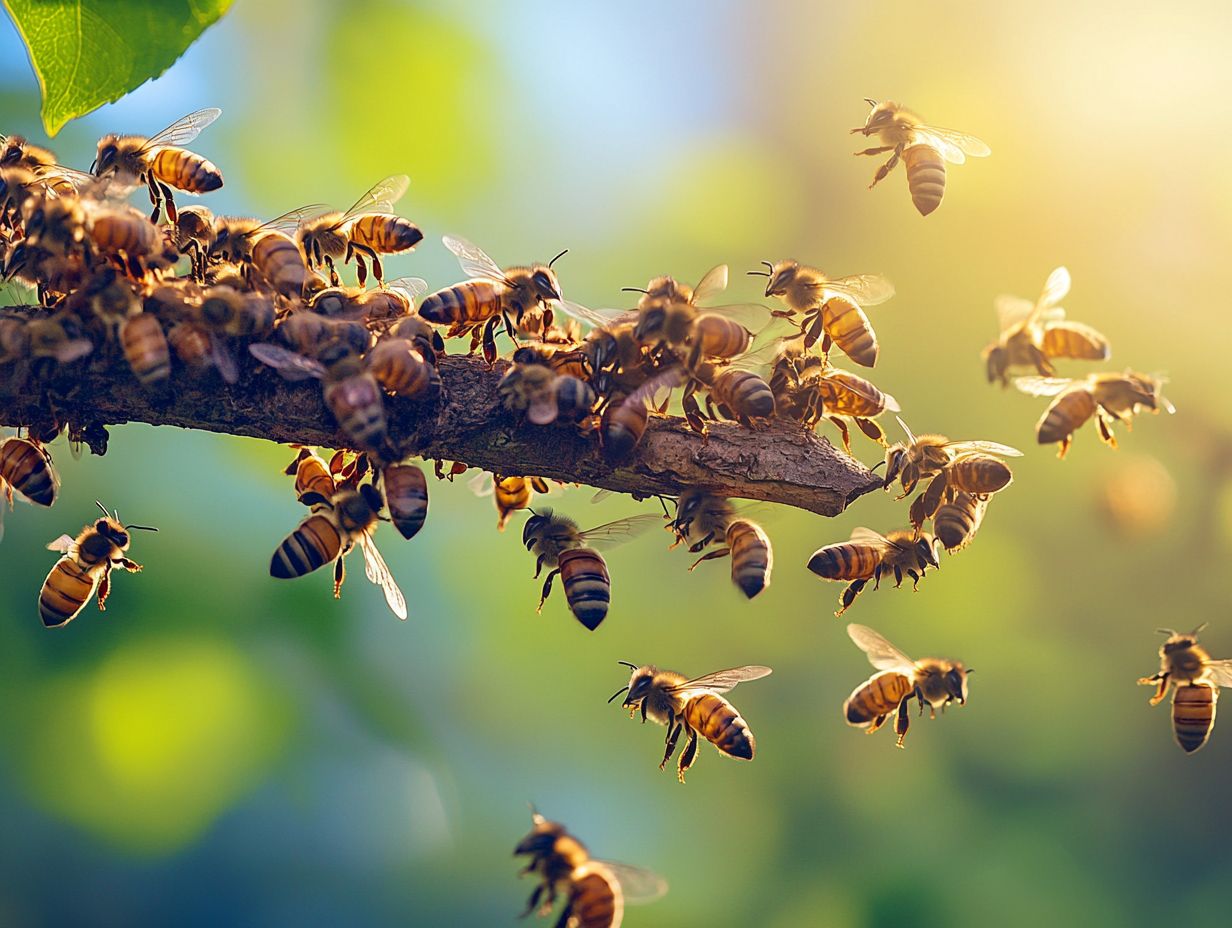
<box><xmin>0</xmin><ymin>99</ymin><xmax>1194</xmax><ymax>927</ymax></box>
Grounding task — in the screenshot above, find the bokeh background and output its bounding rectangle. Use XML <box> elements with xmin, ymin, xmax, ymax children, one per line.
<box><xmin>2</xmin><ymin>1</ymin><xmax>1232</xmax><ymax>925</ymax></box>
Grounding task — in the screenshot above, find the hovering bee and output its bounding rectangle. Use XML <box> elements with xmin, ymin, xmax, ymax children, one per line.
<box><xmin>1017</xmin><ymin>371</ymin><xmax>1175</xmax><ymax>458</ymax></box>
<box><xmin>807</xmin><ymin>527</ymin><xmax>940</xmax><ymax>616</ymax></box>
<box><xmin>669</xmin><ymin>490</ymin><xmax>773</xmax><ymax>599</ymax></box>
<box><xmin>0</xmin><ymin>435</ymin><xmax>59</xmax><ymax>539</ymax></box>
<box><xmin>1138</xmin><ymin>626</ymin><xmax>1232</xmax><ymax>754</ymax></box>
<box><xmin>984</xmin><ymin>267</ymin><xmax>1110</xmax><ymax>386</ymax></box>
<box><xmin>269</xmin><ymin>473</ymin><xmax>407</xmax><ymax>620</ymax></box>
<box><xmin>933</xmin><ymin>491</ymin><xmax>989</xmax><ymax>554</ymax></box>
<box><xmin>851</xmin><ymin>99</ymin><xmax>991</xmax><ymax>215</ymax></box>
<box><xmin>750</xmin><ymin>259</ymin><xmax>894</xmax><ymax>367</ymax></box>
<box><xmin>470</xmin><ymin>472</ymin><xmax>553</xmax><ymax>531</ymax></box>
<box><xmin>610</xmin><ymin>663</ymin><xmax>772</xmax><ymax>782</ymax></box>
<box><xmin>39</xmin><ymin>502</ymin><xmax>156</xmax><ymax>628</ymax></box>
<box><xmin>522</xmin><ymin>510</ymin><xmax>660</xmax><ymax>630</ymax></box>
<box><xmin>381</xmin><ymin>461</ymin><xmax>429</xmax><ymax>540</ymax></box>
<box><xmin>295</xmin><ymin>175</ymin><xmax>422</xmax><ymax>286</ymax></box>
<box><xmin>515</xmin><ymin>809</ymin><xmax>667</xmax><ymax>928</ymax></box>
<box><xmin>92</xmin><ymin>108</ymin><xmax>224</xmax><ymax>223</ymax></box>
<box><xmin>843</xmin><ymin>624</ymin><xmax>969</xmax><ymax>747</ymax></box>
<box><xmin>883</xmin><ymin>416</ymin><xmax>1022</xmax><ymax>500</ymax></box>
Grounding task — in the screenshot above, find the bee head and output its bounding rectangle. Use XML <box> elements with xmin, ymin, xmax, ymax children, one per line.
<box><xmin>93</xmin><ymin>136</ymin><xmax>120</xmax><ymax>176</ymax></box>
<box><xmin>1160</xmin><ymin>624</ymin><xmax>1207</xmax><ymax>655</ymax></box>
<box><xmin>633</xmin><ymin>304</ymin><xmax>666</xmax><ymax>343</ymax></box>
<box><xmin>522</xmin><ymin>509</ymin><xmax>552</xmax><ymax>549</ymax></box>
<box><xmin>531</xmin><ymin>259</ymin><xmax>563</xmax><ymax>303</ymax></box>
<box><xmin>916</xmin><ymin>536</ymin><xmax>940</xmax><ymax>569</ymax></box>
<box><xmin>983</xmin><ymin>344</ymin><xmax>1006</xmax><ymax>384</ymax></box>
<box><xmin>882</xmin><ymin>445</ymin><xmax>907</xmax><ymax>487</ymax></box>
<box><xmin>514</xmin><ymin>807</ymin><xmax>563</xmax><ymax>858</ymax></box>
<box><xmin>0</xmin><ymin>138</ymin><xmax>21</xmax><ymax>166</ymax></box>
<box><xmin>610</xmin><ymin>662</ymin><xmax>656</xmax><ymax>708</ymax></box>
<box><xmin>944</xmin><ymin>664</ymin><xmax>969</xmax><ymax>705</ymax></box>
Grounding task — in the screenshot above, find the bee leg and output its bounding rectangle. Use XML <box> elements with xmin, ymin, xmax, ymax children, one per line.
<box><xmin>907</xmin><ymin>569</ymin><xmax>921</xmax><ymax>590</ymax></box>
<box><xmin>1138</xmin><ymin>672</ymin><xmax>1170</xmax><ymax>705</ymax></box>
<box><xmin>552</xmin><ymin>902</ymin><xmax>573</xmax><ymax>928</ymax></box>
<box><xmin>146</xmin><ymin>177</ymin><xmax>162</xmax><ymax>224</ymax></box>
<box><xmin>869</xmin><ymin>145</ymin><xmax>904</xmax><ymax>190</ymax></box>
<box><xmin>894</xmin><ymin>566</ymin><xmax>904</xmax><ymax>587</ymax></box>
<box><xmin>1096</xmin><ymin>412</ymin><xmax>1118</xmax><ymax>449</ymax></box>
<box><xmin>689</xmin><ymin>546</ymin><xmax>729</xmax><ymax>572</ymax></box>
<box><xmin>894</xmin><ymin>695</ymin><xmax>912</xmax><ymax>748</ymax></box>
<box><xmin>532</xmin><ymin>554</ymin><xmax>547</xmax><ymax>580</ymax></box>
<box><xmin>1056</xmin><ymin>435</ymin><xmax>1071</xmax><ymax>460</ymax></box>
<box><xmin>836</xmin><ymin>579</ymin><xmax>866</xmax><ymax>616</ymax></box>
<box><xmin>854</xmin><ymin>144</ymin><xmax>895</xmax><ymax>157</ymax></box>
<box><xmin>115</xmin><ymin>557</ymin><xmax>142</xmax><ymax>573</ymax></box>
<box><xmin>519</xmin><ymin>883</ymin><xmax>545</xmax><ymax>918</ymax></box>
<box><xmin>536</xmin><ymin>568</ymin><xmax>560</xmax><ymax>613</ymax></box>
<box><xmin>325</xmin><ymin>255</ymin><xmax>339</xmax><ymax>287</ymax></box>
<box><xmin>333</xmin><ymin>557</ymin><xmax>346</xmax><ymax>599</ymax></box>
<box><xmin>96</xmin><ymin>565</ymin><xmax>113</xmax><ymax>611</ymax></box>
<box><xmin>159</xmin><ymin>182</ymin><xmax>178</xmax><ymax>224</ymax></box>
<box><xmin>867</xmin><ymin>714</ymin><xmax>887</xmax><ymax>734</ymax></box>
<box><xmin>641</xmin><ymin>700</ymin><xmax>648</xmax><ymax>724</ymax></box>
<box><xmin>660</xmin><ymin>721</ymin><xmax>683</xmax><ymax>769</ymax></box>
<box><xmin>872</xmin><ymin>563</ymin><xmax>884</xmax><ymax>591</ymax></box>
<box><xmin>687</xmin><ymin>532</ymin><xmax>715</xmax><ymax>553</ymax></box>
<box><xmin>827</xmin><ymin>416</ymin><xmax>852</xmax><ymax>455</ymax></box>
<box><xmin>677</xmin><ymin>729</ymin><xmax>699</xmax><ymax>783</ymax></box>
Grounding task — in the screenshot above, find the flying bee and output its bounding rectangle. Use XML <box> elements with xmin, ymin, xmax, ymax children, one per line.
<box><xmin>984</xmin><ymin>267</ymin><xmax>1110</xmax><ymax>386</ymax></box>
<box><xmin>851</xmin><ymin>99</ymin><xmax>991</xmax><ymax>215</ymax></box>
<box><xmin>669</xmin><ymin>489</ymin><xmax>773</xmax><ymax>599</ymax></box>
<box><xmin>933</xmin><ymin>491</ymin><xmax>989</xmax><ymax>554</ymax></box>
<box><xmin>515</xmin><ymin>809</ymin><xmax>667</xmax><ymax>928</ymax></box>
<box><xmin>0</xmin><ymin>435</ymin><xmax>59</xmax><ymax>539</ymax></box>
<box><xmin>522</xmin><ymin>509</ymin><xmax>660</xmax><ymax>630</ymax></box>
<box><xmin>1138</xmin><ymin>626</ymin><xmax>1232</xmax><ymax>754</ymax></box>
<box><xmin>750</xmin><ymin>259</ymin><xmax>894</xmax><ymax>367</ymax></box>
<box><xmin>91</xmin><ymin>108</ymin><xmax>224</xmax><ymax>223</ymax></box>
<box><xmin>610</xmin><ymin>663</ymin><xmax>772</xmax><ymax>783</ymax></box>
<box><xmin>843</xmin><ymin>624</ymin><xmax>969</xmax><ymax>748</ymax></box>
<box><xmin>381</xmin><ymin>461</ymin><xmax>429</xmax><ymax>540</ymax></box>
<box><xmin>1017</xmin><ymin>371</ymin><xmax>1175</xmax><ymax>458</ymax></box>
<box><xmin>883</xmin><ymin>416</ymin><xmax>1022</xmax><ymax>499</ymax></box>
<box><xmin>807</xmin><ymin>527</ymin><xmax>940</xmax><ymax>616</ymax></box>
<box><xmin>39</xmin><ymin>501</ymin><xmax>156</xmax><ymax>628</ymax></box>
<box><xmin>269</xmin><ymin>477</ymin><xmax>407</xmax><ymax>620</ymax></box>
<box><xmin>295</xmin><ymin>175</ymin><xmax>422</xmax><ymax>286</ymax></box>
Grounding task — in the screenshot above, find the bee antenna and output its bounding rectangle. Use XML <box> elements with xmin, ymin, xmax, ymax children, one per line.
<box><xmin>95</xmin><ymin>500</ymin><xmax>109</xmax><ymax>518</ymax></box>
<box><xmin>547</xmin><ymin>249</ymin><xmax>568</xmax><ymax>270</ymax></box>
<box><xmin>1191</xmin><ymin>622</ymin><xmax>1209</xmax><ymax>636</ymax></box>
<box><xmin>1155</xmin><ymin>628</ymin><xmax>1177</xmax><ymax>636</ymax></box>
<box><xmin>864</xmin><ymin>97</ymin><xmax>878</xmax><ymax>107</ymax></box>
<box><xmin>125</xmin><ymin>524</ymin><xmax>159</xmax><ymax>533</ymax></box>
<box><xmin>621</xmin><ymin>287</ymin><xmax>648</xmax><ymax>294</ymax></box>
<box><xmin>617</xmin><ymin>660</ymin><xmax>638</xmax><ymax>670</ymax></box>
<box><xmin>527</xmin><ymin>802</ymin><xmax>544</xmax><ymax>825</ymax></box>
<box><xmin>607</xmin><ymin>685</ymin><xmax>630</xmax><ymax>704</ymax></box>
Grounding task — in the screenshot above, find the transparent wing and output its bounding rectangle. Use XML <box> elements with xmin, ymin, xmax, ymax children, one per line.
<box><xmin>556</xmin><ymin>302</ymin><xmax>637</xmax><ymax>329</ymax></box>
<box><xmin>915</xmin><ymin>125</ymin><xmax>991</xmax><ymax>161</ymax></box>
<box><xmin>386</xmin><ymin>276</ymin><xmax>429</xmax><ymax>301</ymax></box>
<box><xmin>359</xmin><ymin>531</ymin><xmax>407</xmax><ymax>621</ymax></box>
<box><xmin>1204</xmin><ymin>660</ymin><xmax>1232</xmax><ymax>689</ymax></box>
<box><xmin>821</xmin><ymin>371</ymin><xmax>894</xmax><ymax>411</ymax></box>
<box><xmin>847</xmin><ymin>624</ymin><xmax>916</xmax><ymax>674</ymax></box>
<box><xmin>593</xmin><ymin>862</ymin><xmax>669</xmax><ymax>904</ymax></box>
<box><xmin>895</xmin><ymin>415</ymin><xmax>918</xmax><ymax>445</ymax></box>
<box><xmin>342</xmin><ymin>174</ymin><xmax>410</xmax><ymax>220</ymax></box>
<box><xmin>210</xmin><ymin>334</ymin><xmax>239</xmax><ymax>385</ymax></box>
<box><xmin>848</xmin><ymin>526</ymin><xmax>899</xmax><ymax>551</ymax></box>
<box><xmin>692</xmin><ymin>264</ymin><xmax>729</xmax><ymax>304</ymax></box>
<box><xmin>696</xmin><ymin>303</ymin><xmax>770</xmax><ymax>328</ymax></box>
<box><xmin>467</xmin><ymin>471</ymin><xmax>496</xmax><ymax>497</ymax></box>
<box><xmin>666</xmin><ymin>665</ymin><xmax>773</xmax><ymax>694</ymax></box>
<box><xmin>141</xmin><ymin>107</ymin><xmax>223</xmax><ymax>151</ymax></box>
<box><xmin>1039</xmin><ymin>266</ymin><xmax>1071</xmax><ymax>308</ymax></box>
<box><xmin>624</xmin><ymin>367</ymin><xmax>686</xmax><ymax>408</ymax></box>
<box><xmin>882</xmin><ymin>391</ymin><xmax>901</xmax><ymax>413</ymax></box>
<box><xmin>1014</xmin><ymin>376</ymin><xmax>1075</xmax><ymax>398</ymax></box>
<box><xmin>578</xmin><ymin>513</ymin><xmax>663</xmax><ymax>550</ymax></box>
<box><xmin>942</xmin><ymin>440</ymin><xmax>1024</xmax><ymax>458</ymax></box>
<box><xmin>443</xmin><ymin>234</ymin><xmax>506</xmax><ymax>282</ymax></box>
<box><xmin>45</xmin><ymin>533</ymin><xmax>75</xmax><ymax>553</ymax></box>
<box><xmin>816</xmin><ymin>274</ymin><xmax>896</xmax><ymax>306</ymax></box>
<box><xmin>254</xmin><ymin>204</ymin><xmax>333</xmax><ymax>235</ymax></box>
<box><xmin>994</xmin><ymin>295</ymin><xmax>1035</xmax><ymax>332</ymax></box>
<box><xmin>248</xmin><ymin>343</ymin><xmax>327</xmax><ymax>381</ymax></box>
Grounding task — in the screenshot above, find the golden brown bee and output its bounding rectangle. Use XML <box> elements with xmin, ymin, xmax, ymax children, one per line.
<box><xmin>92</xmin><ymin>109</ymin><xmax>224</xmax><ymax>223</ymax></box>
<box><xmin>367</xmin><ymin>335</ymin><xmax>440</xmax><ymax>400</ymax></box>
<box><xmin>296</xmin><ymin>176</ymin><xmax>422</xmax><ymax>286</ymax></box>
<box><xmin>120</xmin><ymin>311</ymin><xmax>172</xmax><ymax>386</ymax></box>
<box><xmin>669</xmin><ymin>490</ymin><xmax>773</xmax><ymax>600</ymax></box>
<box><xmin>984</xmin><ymin>267</ymin><xmax>1110</xmax><ymax>386</ymax></box>
<box><xmin>843</xmin><ymin>624</ymin><xmax>969</xmax><ymax>747</ymax></box>
<box><xmin>933</xmin><ymin>491</ymin><xmax>989</xmax><ymax>554</ymax></box>
<box><xmin>0</xmin><ymin>165</ymin><xmax>45</xmax><ymax>232</ymax></box>
<box><xmin>380</xmin><ymin>462</ymin><xmax>429</xmax><ymax>540</ymax></box>
<box><xmin>807</xmin><ymin>527</ymin><xmax>940</xmax><ymax>616</ymax></box>
<box><xmin>611</xmin><ymin>663</ymin><xmax>772</xmax><ymax>782</ymax></box>
<box><xmin>751</xmin><ymin>259</ymin><xmax>894</xmax><ymax>367</ymax></box>
<box><xmin>21</xmin><ymin>313</ymin><xmax>94</xmax><ymax>367</ymax></box>
<box><xmin>310</xmin><ymin>277</ymin><xmax>425</xmax><ymax>331</ymax></box>
<box><xmin>522</xmin><ymin>509</ymin><xmax>660</xmax><ymax>630</ymax></box>
<box><xmin>87</xmin><ymin>204</ymin><xmax>162</xmax><ymax>273</ymax></box>
<box><xmin>1017</xmin><ymin>371</ymin><xmax>1175</xmax><ymax>458</ymax></box>
<box><xmin>207</xmin><ymin>212</ymin><xmax>311</xmax><ymax>299</ymax></box>
<box><xmin>0</xmin><ymin>435</ymin><xmax>59</xmax><ymax>537</ymax></box>
<box><xmin>515</xmin><ymin>809</ymin><xmax>667</xmax><ymax>928</ymax></box>
<box><xmin>499</xmin><ymin>358</ymin><xmax>596</xmax><ymax>426</ymax></box>
<box><xmin>626</xmin><ymin>265</ymin><xmax>762</xmax><ymax>366</ymax></box>
<box><xmin>21</xmin><ymin>192</ymin><xmax>87</xmax><ymax>258</ymax></box>
<box><xmin>601</xmin><ymin>369</ymin><xmax>681</xmax><ymax>459</ymax></box>
<box><xmin>39</xmin><ymin>502</ymin><xmax>156</xmax><ymax>628</ymax></box>
<box><xmin>883</xmin><ymin>416</ymin><xmax>1022</xmax><ymax>499</ymax></box>
<box><xmin>388</xmin><ymin>309</ymin><xmax>445</xmax><ymax>364</ymax></box>
<box><xmin>469</xmin><ymin>472</ymin><xmax>553</xmax><ymax>532</ymax></box>
<box><xmin>851</xmin><ymin>99</ymin><xmax>990</xmax><ymax>215</ymax></box>
<box><xmin>1138</xmin><ymin>626</ymin><xmax>1232</xmax><ymax>754</ymax></box>
<box><xmin>697</xmin><ymin>364</ymin><xmax>776</xmax><ymax>428</ymax></box>
<box><xmin>270</xmin><ymin>478</ymin><xmax>406</xmax><ymax>620</ymax></box>
<box><xmin>284</xmin><ymin>447</ymin><xmax>339</xmax><ymax>503</ymax></box>
<box><xmin>0</xmin><ymin>134</ymin><xmax>57</xmax><ymax>170</ymax></box>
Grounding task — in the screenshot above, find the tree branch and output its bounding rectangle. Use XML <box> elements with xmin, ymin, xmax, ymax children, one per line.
<box><xmin>0</xmin><ymin>309</ymin><xmax>883</xmax><ymax>517</ymax></box>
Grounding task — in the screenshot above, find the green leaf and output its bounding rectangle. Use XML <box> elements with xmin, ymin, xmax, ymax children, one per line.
<box><xmin>2</xmin><ymin>0</ymin><xmax>235</xmax><ymax>136</ymax></box>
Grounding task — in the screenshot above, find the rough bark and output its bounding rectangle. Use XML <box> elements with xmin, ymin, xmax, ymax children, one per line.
<box><xmin>0</xmin><ymin>319</ymin><xmax>883</xmax><ymax>517</ymax></box>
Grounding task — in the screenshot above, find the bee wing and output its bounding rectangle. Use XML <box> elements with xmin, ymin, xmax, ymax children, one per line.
<box><xmin>140</xmin><ymin>107</ymin><xmax>223</xmax><ymax>152</ymax></box>
<box><xmin>552</xmin><ymin>300</ymin><xmax>632</xmax><ymax>329</ymax></box>
<box><xmin>385</xmin><ymin>276</ymin><xmax>429</xmax><ymax>301</ymax></box>
<box><xmin>817</xmin><ymin>274</ymin><xmax>896</xmax><ymax>307</ymax></box>
<box><xmin>941</xmin><ymin>440</ymin><xmax>1024</xmax><ymax>458</ymax></box>
<box><xmin>847</xmin><ymin>624</ymin><xmax>917</xmax><ymax>674</ymax></box>
<box><xmin>257</xmin><ymin>204</ymin><xmax>334</xmax><ymax>235</ymax></box>
<box><xmin>358</xmin><ymin>531</ymin><xmax>407</xmax><ymax>621</ymax></box>
<box><xmin>1013</xmin><ymin>376</ymin><xmax>1076</xmax><ymax>398</ymax></box>
<box><xmin>591</xmin><ymin>862</ymin><xmax>669</xmax><ymax>904</ymax></box>
<box><xmin>624</xmin><ymin>367</ymin><xmax>686</xmax><ymax>408</ymax></box>
<box><xmin>994</xmin><ymin>295</ymin><xmax>1035</xmax><ymax>333</ymax></box>
<box><xmin>895</xmin><ymin>415</ymin><xmax>918</xmax><ymax>445</ymax></box>
<box><xmin>691</xmin><ymin>264</ymin><xmax>729</xmax><ymax>304</ymax></box>
<box><xmin>443</xmin><ymin>234</ymin><xmax>506</xmax><ymax>282</ymax></box>
<box><xmin>210</xmin><ymin>334</ymin><xmax>240</xmax><ymax>385</ymax></box>
<box><xmin>913</xmin><ymin>125</ymin><xmax>991</xmax><ymax>162</ymax></box>
<box><xmin>822</xmin><ymin>370</ymin><xmax>894</xmax><ymax>410</ymax></box>
<box><xmin>53</xmin><ymin>338</ymin><xmax>95</xmax><ymax>365</ymax></box>
<box><xmin>527</xmin><ymin>392</ymin><xmax>560</xmax><ymax>426</ymax></box>
<box><xmin>45</xmin><ymin>533</ymin><xmax>75</xmax><ymax>553</ymax></box>
<box><xmin>1039</xmin><ymin>266</ymin><xmax>1071</xmax><ymax>308</ymax></box>
<box><xmin>847</xmin><ymin>526</ymin><xmax>900</xmax><ymax>551</ymax></box>
<box><xmin>696</xmin><ymin>303</ymin><xmax>770</xmax><ymax>329</ymax></box>
<box><xmin>578</xmin><ymin>513</ymin><xmax>663</xmax><ymax>550</ymax></box>
<box><xmin>1204</xmin><ymin>661</ymin><xmax>1232</xmax><ymax>689</ymax></box>
<box><xmin>342</xmin><ymin>174</ymin><xmax>410</xmax><ymax>220</ymax></box>
<box><xmin>666</xmin><ymin>665</ymin><xmax>773</xmax><ymax>695</ymax></box>
<box><xmin>248</xmin><ymin>343</ymin><xmax>327</xmax><ymax>381</ymax></box>
<box><xmin>467</xmin><ymin>470</ymin><xmax>496</xmax><ymax>497</ymax></box>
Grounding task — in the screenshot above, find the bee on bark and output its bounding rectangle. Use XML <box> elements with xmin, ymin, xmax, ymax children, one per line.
<box><xmin>1138</xmin><ymin>626</ymin><xmax>1232</xmax><ymax>754</ymax></box>
<box><xmin>1016</xmin><ymin>371</ymin><xmax>1175</xmax><ymax>458</ymax></box>
<box><xmin>683</xmin><ymin>361</ymin><xmax>775</xmax><ymax>431</ymax></box>
<box><xmin>610</xmin><ymin>663</ymin><xmax>772</xmax><ymax>782</ymax></box>
<box><xmin>843</xmin><ymin>624</ymin><xmax>970</xmax><ymax>747</ymax></box>
<box><xmin>206</xmin><ymin>206</ymin><xmax>322</xmax><ymax>298</ymax></box>
<box><xmin>668</xmin><ymin>489</ymin><xmax>773</xmax><ymax>599</ymax></box>
<box><xmin>296</xmin><ymin>176</ymin><xmax>422</xmax><ymax>286</ymax></box>
<box><xmin>499</xmin><ymin>357</ymin><xmax>596</xmax><ymax>426</ymax></box>
<box><xmin>601</xmin><ymin>369</ymin><xmax>683</xmax><ymax>459</ymax></box>
<box><xmin>807</xmin><ymin>527</ymin><xmax>940</xmax><ymax>616</ymax></box>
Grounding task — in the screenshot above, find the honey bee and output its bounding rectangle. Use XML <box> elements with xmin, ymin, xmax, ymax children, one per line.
<box><xmin>751</xmin><ymin>259</ymin><xmax>894</xmax><ymax>367</ymax></box>
<box><xmin>933</xmin><ymin>491</ymin><xmax>989</xmax><ymax>554</ymax></box>
<box><xmin>91</xmin><ymin>108</ymin><xmax>224</xmax><ymax>223</ymax></box>
<box><xmin>39</xmin><ymin>502</ymin><xmax>156</xmax><ymax>628</ymax></box>
<box><xmin>984</xmin><ymin>267</ymin><xmax>1110</xmax><ymax>386</ymax></box>
<box><xmin>0</xmin><ymin>435</ymin><xmax>59</xmax><ymax>539</ymax></box>
<box><xmin>669</xmin><ymin>490</ymin><xmax>773</xmax><ymax>599</ymax></box>
<box><xmin>208</xmin><ymin>210</ymin><xmax>316</xmax><ymax>298</ymax></box>
<box><xmin>23</xmin><ymin>313</ymin><xmax>95</xmax><ymax>368</ymax></box>
<box><xmin>296</xmin><ymin>176</ymin><xmax>422</xmax><ymax>286</ymax></box>
<box><xmin>626</xmin><ymin>265</ymin><xmax>762</xmax><ymax>366</ymax></box>
<box><xmin>284</xmin><ymin>447</ymin><xmax>339</xmax><ymax>502</ymax></box>
<box><xmin>851</xmin><ymin>100</ymin><xmax>991</xmax><ymax>215</ymax></box>
<box><xmin>310</xmin><ymin>277</ymin><xmax>426</xmax><ymax>331</ymax></box>
<box><xmin>0</xmin><ymin>134</ymin><xmax>57</xmax><ymax>171</ymax></box>
<box><xmin>610</xmin><ymin>663</ymin><xmax>772</xmax><ymax>782</ymax></box>
<box><xmin>1138</xmin><ymin>626</ymin><xmax>1232</xmax><ymax>754</ymax></box>
<box><xmin>367</xmin><ymin>334</ymin><xmax>440</xmax><ymax>400</ymax></box>
<box><xmin>522</xmin><ymin>510</ymin><xmax>660</xmax><ymax>630</ymax></box>
<box><xmin>381</xmin><ymin>461</ymin><xmax>429</xmax><ymax>540</ymax></box>
<box><xmin>600</xmin><ymin>369</ymin><xmax>682</xmax><ymax>459</ymax></box>
<box><xmin>843</xmin><ymin>624</ymin><xmax>969</xmax><ymax>747</ymax></box>
<box><xmin>269</xmin><ymin>477</ymin><xmax>407</xmax><ymax>620</ymax></box>
<box><xmin>1017</xmin><ymin>371</ymin><xmax>1175</xmax><ymax>458</ymax></box>
<box><xmin>387</xmin><ymin>308</ymin><xmax>445</xmax><ymax>364</ymax></box>
<box><xmin>119</xmin><ymin>311</ymin><xmax>172</xmax><ymax>386</ymax></box>
<box><xmin>499</xmin><ymin>358</ymin><xmax>596</xmax><ymax>426</ymax></box>
<box><xmin>883</xmin><ymin>416</ymin><xmax>1022</xmax><ymax>499</ymax></box>
<box><xmin>807</xmin><ymin>527</ymin><xmax>940</xmax><ymax>616</ymax></box>
<box><xmin>688</xmin><ymin>362</ymin><xmax>776</xmax><ymax>429</ymax></box>
<box><xmin>515</xmin><ymin>809</ymin><xmax>667</xmax><ymax>928</ymax></box>
<box><xmin>470</xmin><ymin>472</ymin><xmax>553</xmax><ymax>531</ymax></box>
<box><xmin>86</xmin><ymin>204</ymin><xmax>163</xmax><ymax>275</ymax></box>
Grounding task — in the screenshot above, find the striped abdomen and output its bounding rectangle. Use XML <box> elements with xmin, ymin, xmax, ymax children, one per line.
<box><xmin>558</xmin><ymin>547</ymin><xmax>611</xmax><ymax>631</ymax></box>
<box><xmin>819</xmin><ymin>370</ymin><xmax>888</xmax><ymax>417</ymax></box>
<box><xmin>251</xmin><ymin>230</ymin><xmax>308</xmax><ymax>297</ymax></box>
<box><xmin>602</xmin><ymin>397</ymin><xmax>649</xmax><ymax>460</ymax></box>
<box><xmin>711</xmin><ymin>369</ymin><xmax>775</xmax><ymax>421</ymax></box>
<box><xmin>323</xmin><ymin>372</ymin><xmax>388</xmax><ymax>453</ymax></box>
<box><xmin>727</xmin><ymin>519</ymin><xmax>772</xmax><ymax>599</ymax></box>
<box><xmin>694</xmin><ymin>314</ymin><xmax>752</xmax><ymax>360</ymax></box>
<box><xmin>120</xmin><ymin>314</ymin><xmax>171</xmax><ymax>386</ymax></box>
<box><xmin>903</xmin><ymin>143</ymin><xmax>945</xmax><ymax>216</ymax></box>
<box><xmin>417</xmin><ymin>280</ymin><xmax>505</xmax><ymax>326</ymax></box>
<box><xmin>0</xmin><ymin>436</ymin><xmax>57</xmax><ymax>506</ymax></box>
<box><xmin>568</xmin><ymin>863</ymin><xmax>622</xmax><ymax>928</ymax></box>
<box><xmin>39</xmin><ymin>556</ymin><xmax>99</xmax><ymax>627</ymax></box>
<box><xmin>1040</xmin><ymin>322</ymin><xmax>1110</xmax><ymax>361</ymax></box>
<box><xmin>934</xmin><ymin>492</ymin><xmax>987</xmax><ymax>553</ymax></box>
<box><xmin>844</xmin><ymin>671</ymin><xmax>914</xmax><ymax>726</ymax></box>
<box><xmin>346</xmin><ymin>214</ymin><xmax>423</xmax><ymax>254</ymax></box>
<box><xmin>383</xmin><ymin>463</ymin><xmax>428</xmax><ymax>540</ymax></box>
<box><xmin>270</xmin><ymin>513</ymin><xmax>342</xmax><ymax>579</ymax></box>
<box><xmin>368</xmin><ymin>338</ymin><xmax>438</xmax><ymax>397</ymax></box>
<box><xmin>821</xmin><ymin>296</ymin><xmax>878</xmax><ymax>368</ymax></box>
<box><xmin>807</xmin><ymin>542</ymin><xmax>881</xmax><ymax>581</ymax></box>
<box><xmin>684</xmin><ymin>692</ymin><xmax>755</xmax><ymax>760</ymax></box>
<box><xmin>1037</xmin><ymin>389</ymin><xmax>1097</xmax><ymax>445</ymax></box>
<box><xmin>947</xmin><ymin>454</ymin><xmax>1013</xmax><ymax>495</ymax></box>
<box><xmin>1172</xmin><ymin>683</ymin><xmax>1217</xmax><ymax>754</ymax></box>
<box><xmin>167</xmin><ymin>320</ymin><xmax>212</xmax><ymax>368</ymax></box>
<box><xmin>494</xmin><ymin>476</ymin><xmax>534</xmax><ymax>530</ymax></box>
<box><xmin>90</xmin><ymin>212</ymin><xmax>158</xmax><ymax>255</ymax></box>
<box><xmin>148</xmin><ymin>147</ymin><xmax>223</xmax><ymax>193</ymax></box>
